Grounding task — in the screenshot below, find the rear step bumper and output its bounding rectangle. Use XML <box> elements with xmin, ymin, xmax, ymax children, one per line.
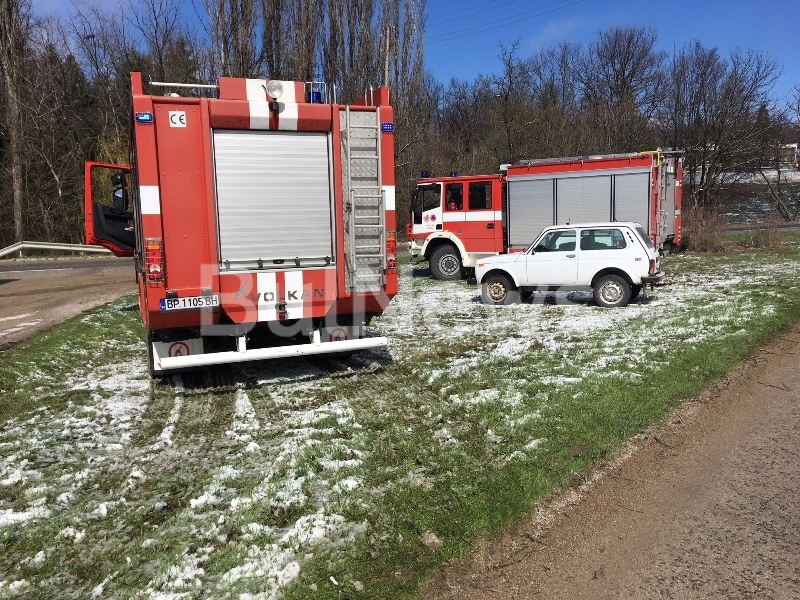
<box><xmin>154</xmin><ymin>336</ymin><xmax>388</xmax><ymax>372</ymax></box>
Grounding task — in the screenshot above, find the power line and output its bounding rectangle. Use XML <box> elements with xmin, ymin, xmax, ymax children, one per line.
<box><xmin>426</xmin><ymin>0</ymin><xmax>588</xmax><ymax>45</ymax></box>
<box><xmin>427</xmin><ymin>0</ymin><xmax>518</xmax><ymax>26</ymax></box>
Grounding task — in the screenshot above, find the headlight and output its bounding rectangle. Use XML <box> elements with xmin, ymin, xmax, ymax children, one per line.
<box><xmin>266</xmin><ymin>80</ymin><xmax>284</xmax><ymax>100</ymax></box>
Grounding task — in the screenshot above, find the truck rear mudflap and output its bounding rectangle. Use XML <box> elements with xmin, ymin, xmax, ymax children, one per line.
<box><xmin>150</xmin><ymin>330</ymin><xmax>387</xmax><ymax>374</ymax></box>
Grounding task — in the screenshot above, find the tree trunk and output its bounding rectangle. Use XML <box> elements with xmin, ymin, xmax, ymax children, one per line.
<box><xmin>0</xmin><ymin>0</ymin><xmax>27</xmax><ymax>242</ymax></box>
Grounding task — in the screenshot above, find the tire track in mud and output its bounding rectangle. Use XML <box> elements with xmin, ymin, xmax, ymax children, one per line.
<box><xmin>132</xmin><ymin>354</ymin><xmax>384</xmax><ymax>596</ymax></box>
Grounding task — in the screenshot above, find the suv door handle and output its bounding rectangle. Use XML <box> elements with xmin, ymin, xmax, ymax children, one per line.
<box><xmin>487</xmin><ymin>223</ymin><xmax>494</xmax><ymax>229</ymax></box>
<box><xmin>566</xmin><ymin>254</ymin><xmax>576</xmax><ymax>258</ymax></box>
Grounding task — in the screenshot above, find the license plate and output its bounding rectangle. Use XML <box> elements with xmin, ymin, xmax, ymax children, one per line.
<box><xmin>160</xmin><ymin>295</ymin><xmax>219</xmax><ymax>311</ymax></box>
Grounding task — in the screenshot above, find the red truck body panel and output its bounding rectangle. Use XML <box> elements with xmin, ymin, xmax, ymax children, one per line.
<box><xmin>86</xmin><ymin>72</ymin><xmax>397</xmax><ymax>373</ymax></box>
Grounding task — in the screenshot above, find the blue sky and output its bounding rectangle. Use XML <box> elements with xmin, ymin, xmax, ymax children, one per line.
<box><xmin>33</xmin><ymin>0</ymin><xmax>799</xmax><ymax>104</ymax></box>
<box><xmin>425</xmin><ymin>0</ymin><xmax>800</xmax><ymax>104</ymax></box>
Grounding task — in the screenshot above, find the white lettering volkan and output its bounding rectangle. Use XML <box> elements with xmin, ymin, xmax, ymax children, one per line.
<box><xmin>249</xmin><ymin>289</ymin><xmax>325</xmax><ymax>303</ymax></box>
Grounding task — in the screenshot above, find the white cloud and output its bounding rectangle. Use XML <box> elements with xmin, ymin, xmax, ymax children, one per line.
<box><xmin>526</xmin><ymin>15</ymin><xmax>605</xmax><ymax>51</ymax></box>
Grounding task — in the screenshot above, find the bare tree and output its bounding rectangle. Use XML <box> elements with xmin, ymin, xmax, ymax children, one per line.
<box><xmin>0</xmin><ymin>0</ymin><xmax>32</xmax><ymax>243</ymax></box>
<box><xmin>20</xmin><ymin>28</ymin><xmax>94</xmax><ymax>242</ymax></box>
<box><xmin>750</xmin><ymin>104</ymin><xmax>800</xmax><ymax>220</ymax></box>
<box><xmin>576</xmin><ymin>26</ymin><xmax>664</xmax><ymax>152</ymax></box>
<box><xmin>527</xmin><ymin>41</ymin><xmax>588</xmax><ymax>157</ymax></box>
<box><xmin>205</xmin><ymin>0</ymin><xmax>263</xmax><ymax>77</ymax></box>
<box><xmin>487</xmin><ymin>41</ymin><xmax>538</xmax><ymax>165</ymax></box>
<box><xmin>378</xmin><ymin>0</ymin><xmax>428</xmax><ymax>228</ymax></box>
<box><xmin>70</xmin><ymin>2</ymin><xmax>141</xmax><ymax>164</ymax></box>
<box><xmin>128</xmin><ymin>0</ymin><xmax>182</xmax><ymax>81</ymax></box>
<box><xmin>658</xmin><ymin>42</ymin><xmax>779</xmax><ymax>208</ymax></box>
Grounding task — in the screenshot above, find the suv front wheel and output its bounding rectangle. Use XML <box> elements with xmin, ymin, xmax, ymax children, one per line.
<box><xmin>482</xmin><ymin>273</ymin><xmax>520</xmax><ymax>305</ymax></box>
<box><xmin>593</xmin><ymin>274</ymin><xmax>632</xmax><ymax>308</ymax></box>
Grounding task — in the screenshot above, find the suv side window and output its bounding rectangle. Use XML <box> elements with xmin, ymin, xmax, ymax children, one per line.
<box><xmin>580</xmin><ymin>228</ymin><xmax>626</xmax><ymax>250</ymax></box>
<box><xmin>535</xmin><ymin>230</ymin><xmax>576</xmax><ymax>252</ymax></box>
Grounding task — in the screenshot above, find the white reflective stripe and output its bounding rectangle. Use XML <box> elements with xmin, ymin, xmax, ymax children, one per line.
<box><xmin>382</xmin><ymin>185</ymin><xmax>395</xmax><ymax>210</ymax></box>
<box><xmin>441</xmin><ymin>210</ymin><xmax>501</xmax><ymax>223</ymax></box>
<box><xmin>284</xmin><ymin>271</ymin><xmax>304</xmax><ymax>319</ymax></box>
<box><xmin>464</xmin><ymin>210</ymin><xmax>502</xmax><ymax>222</ymax></box>
<box><xmin>257</xmin><ymin>272</ymin><xmax>277</xmax><ymax>322</ymax></box>
<box><xmin>277</xmin><ymin>103</ymin><xmax>298</xmax><ymax>131</ymax></box>
<box><xmin>245</xmin><ymin>79</ymin><xmax>266</xmax><ymax>101</ymax></box>
<box><xmin>274</xmin><ymin>80</ymin><xmax>297</xmax><ymax>103</ymax></box>
<box><xmin>250</xmin><ymin>101</ymin><xmax>270</xmax><ymax>130</ymax></box>
<box><xmin>442</xmin><ymin>212</ymin><xmax>465</xmax><ymax>223</ymax></box>
<box><xmin>139</xmin><ymin>186</ymin><xmax>160</xmax><ymax>215</ymax></box>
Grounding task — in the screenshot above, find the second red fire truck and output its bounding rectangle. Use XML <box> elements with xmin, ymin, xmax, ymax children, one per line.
<box><xmin>408</xmin><ymin>152</ymin><xmax>682</xmax><ymax>280</ymax></box>
<box><xmin>86</xmin><ymin>73</ymin><xmax>398</xmax><ymax>376</ymax></box>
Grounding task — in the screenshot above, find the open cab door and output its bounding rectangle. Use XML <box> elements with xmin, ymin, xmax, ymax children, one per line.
<box><xmin>85</xmin><ymin>162</ymin><xmax>135</xmax><ymax>257</ymax></box>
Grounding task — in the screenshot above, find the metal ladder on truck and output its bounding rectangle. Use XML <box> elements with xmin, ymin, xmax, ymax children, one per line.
<box><xmin>341</xmin><ymin>106</ymin><xmax>386</xmax><ymax>293</ymax></box>
<box><xmin>655</xmin><ymin>154</ymin><xmax>669</xmax><ymax>249</ymax></box>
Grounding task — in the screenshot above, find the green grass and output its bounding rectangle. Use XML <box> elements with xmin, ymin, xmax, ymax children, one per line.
<box><xmin>3</xmin><ymin>239</ymin><xmax>800</xmax><ymax>598</ymax></box>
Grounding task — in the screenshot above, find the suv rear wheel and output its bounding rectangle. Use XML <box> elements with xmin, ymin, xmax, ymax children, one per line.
<box><xmin>593</xmin><ymin>274</ymin><xmax>632</xmax><ymax>308</ymax></box>
<box><xmin>482</xmin><ymin>273</ymin><xmax>520</xmax><ymax>305</ymax></box>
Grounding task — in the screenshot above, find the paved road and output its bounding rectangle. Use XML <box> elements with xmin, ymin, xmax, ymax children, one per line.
<box><xmin>0</xmin><ymin>256</ymin><xmax>136</xmax><ymax>351</ymax></box>
<box><xmin>427</xmin><ymin>325</ymin><xmax>800</xmax><ymax>599</ymax></box>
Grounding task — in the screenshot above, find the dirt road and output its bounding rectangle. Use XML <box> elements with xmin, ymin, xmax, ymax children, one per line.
<box><xmin>427</xmin><ymin>325</ymin><xmax>800</xmax><ymax>599</ymax></box>
<box><xmin>0</xmin><ymin>256</ymin><xmax>135</xmax><ymax>351</ymax></box>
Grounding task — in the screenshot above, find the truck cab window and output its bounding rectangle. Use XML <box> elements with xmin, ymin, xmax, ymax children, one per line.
<box><xmin>445</xmin><ymin>183</ymin><xmax>463</xmax><ymax>210</ymax></box>
<box><xmin>468</xmin><ymin>182</ymin><xmax>492</xmax><ymax>210</ymax></box>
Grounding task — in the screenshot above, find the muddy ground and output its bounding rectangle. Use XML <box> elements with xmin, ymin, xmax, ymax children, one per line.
<box><xmin>426</xmin><ymin>325</ymin><xmax>800</xmax><ymax>599</ymax></box>
<box><xmin>0</xmin><ymin>256</ymin><xmax>135</xmax><ymax>351</ymax></box>
<box><xmin>1</xmin><ymin>257</ymin><xmax>798</xmax><ymax>598</ymax></box>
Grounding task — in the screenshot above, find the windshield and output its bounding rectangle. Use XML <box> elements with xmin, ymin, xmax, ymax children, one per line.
<box><xmin>635</xmin><ymin>226</ymin><xmax>655</xmax><ymax>249</ymax></box>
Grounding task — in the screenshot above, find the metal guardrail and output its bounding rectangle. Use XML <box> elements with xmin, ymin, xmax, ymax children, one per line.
<box><xmin>0</xmin><ymin>241</ymin><xmax>112</xmax><ymax>259</ymax></box>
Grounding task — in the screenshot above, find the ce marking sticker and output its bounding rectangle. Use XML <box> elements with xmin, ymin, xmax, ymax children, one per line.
<box><xmin>169</xmin><ymin>111</ymin><xmax>187</xmax><ymax>127</ymax></box>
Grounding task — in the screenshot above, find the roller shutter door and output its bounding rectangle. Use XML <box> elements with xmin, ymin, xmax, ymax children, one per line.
<box><xmin>507</xmin><ymin>178</ymin><xmax>554</xmax><ymax>246</ymax></box>
<box><xmin>213</xmin><ymin>130</ymin><xmax>333</xmax><ymax>268</ymax></box>
<box><xmin>613</xmin><ymin>172</ymin><xmax>650</xmax><ymax>228</ymax></box>
<box><xmin>555</xmin><ymin>175</ymin><xmax>611</xmax><ymax>224</ymax></box>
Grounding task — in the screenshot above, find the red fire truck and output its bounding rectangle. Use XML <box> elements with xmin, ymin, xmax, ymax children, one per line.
<box><xmin>408</xmin><ymin>152</ymin><xmax>682</xmax><ymax>280</ymax></box>
<box><xmin>85</xmin><ymin>72</ymin><xmax>398</xmax><ymax>376</ymax></box>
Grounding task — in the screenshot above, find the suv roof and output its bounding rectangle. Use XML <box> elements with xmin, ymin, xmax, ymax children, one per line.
<box><xmin>543</xmin><ymin>221</ymin><xmax>643</xmax><ymax>230</ymax></box>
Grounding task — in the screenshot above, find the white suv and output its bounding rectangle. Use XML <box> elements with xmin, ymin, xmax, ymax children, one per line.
<box><xmin>472</xmin><ymin>222</ymin><xmax>664</xmax><ymax>307</ymax></box>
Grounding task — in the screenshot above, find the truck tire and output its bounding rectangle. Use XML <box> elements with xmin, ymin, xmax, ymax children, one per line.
<box><xmin>482</xmin><ymin>273</ymin><xmax>520</xmax><ymax>305</ymax></box>
<box><xmin>430</xmin><ymin>245</ymin><xmax>464</xmax><ymax>280</ymax></box>
<box><xmin>593</xmin><ymin>274</ymin><xmax>632</xmax><ymax>308</ymax></box>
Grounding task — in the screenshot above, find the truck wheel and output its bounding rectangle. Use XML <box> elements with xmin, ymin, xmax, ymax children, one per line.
<box><xmin>482</xmin><ymin>273</ymin><xmax>520</xmax><ymax>305</ymax></box>
<box><xmin>430</xmin><ymin>245</ymin><xmax>464</xmax><ymax>280</ymax></box>
<box><xmin>593</xmin><ymin>274</ymin><xmax>632</xmax><ymax>308</ymax></box>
